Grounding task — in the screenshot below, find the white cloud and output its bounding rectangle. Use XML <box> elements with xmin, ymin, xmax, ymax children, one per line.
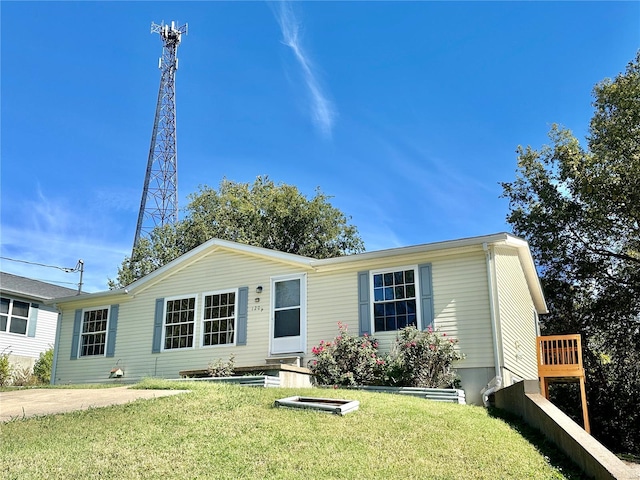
<box><xmin>1</xmin><ymin>188</ymin><xmax>130</xmax><ymax>292</ymax></box>
<box><xmin>273</xmin><ymin>1</ymin><xmax>336</xmax><ymax>138</ymax></box>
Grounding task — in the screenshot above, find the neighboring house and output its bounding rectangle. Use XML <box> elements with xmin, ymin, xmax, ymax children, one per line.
<box><xmin>0</xmin><ymin>272</ymin><xmax>78</xmax><ymax>370</ymax></box>
<box><xmin>47</xmin><ymin>233</ymin><xmax>547</xmax><ymax>405</ymax></box>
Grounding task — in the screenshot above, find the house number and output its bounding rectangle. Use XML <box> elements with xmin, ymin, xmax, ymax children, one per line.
<box><xmin>251</xmin><ymin>306</ymin><xmax>264</xmax><ymax>312</ymax></box>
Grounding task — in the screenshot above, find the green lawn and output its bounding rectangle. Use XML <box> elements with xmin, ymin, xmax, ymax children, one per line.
<box><xmin>0</xmin><ymin>380</ymin><xmax>585</xmax><ymax>479</ymax></box>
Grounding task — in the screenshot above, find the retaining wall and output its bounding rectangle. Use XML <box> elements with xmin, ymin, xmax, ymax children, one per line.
<box><xmin>494</xmin><ymin>380</ymin><xmax>636</xmax><ymax>480</ymax></box>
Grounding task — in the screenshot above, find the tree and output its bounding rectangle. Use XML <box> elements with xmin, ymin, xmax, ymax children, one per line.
<box><xmin>501</xmin><ymin>52</ymin><xmax>640</xmax><ymax>455</ymax></box>
<box><xmin>110</xmin><ymin>176</ymin><xmax>365</xmax><ymax>288</ymax></box>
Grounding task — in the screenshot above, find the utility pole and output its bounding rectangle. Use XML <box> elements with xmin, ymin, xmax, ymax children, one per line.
<box><xmin>133</xmin><ymin>21</ymin><xmax>188</xmax><ymax>255</ymax></box>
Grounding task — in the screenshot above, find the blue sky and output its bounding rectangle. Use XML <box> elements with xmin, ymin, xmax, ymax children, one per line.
<box><xmin>1</xmin><ymin>1</ymin><xmax>639</xmax><ymax>292</ymax></box>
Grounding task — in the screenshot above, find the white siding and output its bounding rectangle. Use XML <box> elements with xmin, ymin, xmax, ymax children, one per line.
<box><xmin>494</xmin><ymin>246</ymin><xmax>539</xmax><ymax>381</ymax></box>
<box><xmin>0</xmin><ymin>301</ymin><xmax>57</xmax><ymax>365</ymax></box>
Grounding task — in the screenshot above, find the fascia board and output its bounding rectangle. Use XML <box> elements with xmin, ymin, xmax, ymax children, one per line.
<box><xmin>311</xmin><ymin>233</ymin><xmax>513</xmax><ymax>270</ymax></box>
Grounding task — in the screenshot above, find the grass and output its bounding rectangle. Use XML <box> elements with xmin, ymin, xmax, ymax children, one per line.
<box><xmin>0</xmin><ymin>379</ymin><xmax>586</xmax><ymax>479</ymax></box>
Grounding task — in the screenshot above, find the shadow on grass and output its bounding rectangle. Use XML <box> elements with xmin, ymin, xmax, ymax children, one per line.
<box><xmin>488</xmin><ymin>407</ymin><xmax>589</xmax><ymax>480</ymax></box>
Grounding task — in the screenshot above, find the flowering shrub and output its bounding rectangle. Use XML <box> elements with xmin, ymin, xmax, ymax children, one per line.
<box><xmin>384</xmin><ymin>326</ymin><xmax>464</xmax><ymax>388</ymax></box>
<box><xmin>308</xmin><ymin>322</ymin><xmax>385</xmax><ymax>386</ymax></box>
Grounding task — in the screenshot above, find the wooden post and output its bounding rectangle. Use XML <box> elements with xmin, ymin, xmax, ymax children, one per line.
<box><xmin>537</xmin><ymin>334</ymin><xmax>590</xmax><ymax>434</ymax></box>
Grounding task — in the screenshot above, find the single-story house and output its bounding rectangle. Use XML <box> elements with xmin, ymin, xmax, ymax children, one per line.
<box><xmin>1</xmin><ymin>272</ymin><xmax>78</xmax><ymax>370</ymax></box>
<box><xmin>47</xmin><ymin>232</ymin><xmax>547</xmax><ymax>405</ymax></box>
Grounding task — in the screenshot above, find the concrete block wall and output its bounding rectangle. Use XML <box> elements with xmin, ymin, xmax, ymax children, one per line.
<box><xmin>494</xmin><ymin>381</ymin><xmax>636</xmax><ymax>480</ymax></box>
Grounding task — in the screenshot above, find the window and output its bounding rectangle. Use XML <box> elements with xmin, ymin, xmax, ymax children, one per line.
<box><xmin>372</xmin><ymin>268</ymin><xmax>418</xmax><ymax>332</ymax></box>
<box><xmin>274</xmin><ymin>279</ymin><xmax>301</xmax><ymax>338</ymax></box>
<box><xmin>164</xmin><ymin>296</ymin><xmax>196</xmax><ymax>350</ymax></box>
<box><xmin>0</xmin><ymin>297</ymin><xmax>30</xmax><ymax>335</ymax></box>
<box><xmin>202</xmin><ymin>291</ymin><xmax>236</xmax><ymax>346</ymax></box>
<box><xmin>80</xmin><ymin>307</ymin><xmax>109</xmax><ymax>356</ymax></box>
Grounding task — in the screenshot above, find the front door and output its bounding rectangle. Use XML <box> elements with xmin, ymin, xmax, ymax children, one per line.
<box><xmin>271</xmin><ymin>274</ymin><xmax>306</xmax><ymax>354</ymax></box>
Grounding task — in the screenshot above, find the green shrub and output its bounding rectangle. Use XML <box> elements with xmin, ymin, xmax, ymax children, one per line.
<box><xmin>33</xmin><ymin>347</ymin><xmax>54</xmax><ymax>384</ymax></box>
<box><xmin>0</xmin><ymin>348</ymin><xmax>12</xmax><ymax>386</ymax></box>
<box><xmin>207</xmin><ymin>354</ymin><xmax>235</xmax><ymax>377</ymax></box>
<box><xmin>308</xmin><ymin>322</ymin><xmax>386</xmax><ymax>386</ymax></box>
<box><xmin>309</xmin><ymin>324</ymin><xmax>464</xmax><ymax>389</ymax></box>
<box><xmin>384</xmin><ymin>326</ymin><xmax>464</xmax><ymax>388</ymax></box>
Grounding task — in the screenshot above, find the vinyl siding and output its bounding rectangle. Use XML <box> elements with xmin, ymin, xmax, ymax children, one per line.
<box><xmin>0</xmin><ymin>300</ymin><xmax>57</xmax><ymax>360</ymax></box>
<box><xmin>55</xmin><ymin>245</ymin><xmax>503</xmax><ymax>383</ymax></box>
<box><xmin>54</xmin><ymin>249</ymin><xmax>310</xmax><ymax>384</ymax></box>
<box><xmin>494</xmin><ymin>246</ymin><xmax>539</xmax><ymax>381</ymax></box>
<box><xmin>307</xmin><ymin>250</ymin><xmax>494</xmax><ymax>369</ymax></box>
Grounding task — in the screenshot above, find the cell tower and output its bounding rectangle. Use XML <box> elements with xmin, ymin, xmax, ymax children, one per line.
<box><xmin>133</xmin><ymin>21</ymin><xmax>188</xmax><ymax>254</ymax></box>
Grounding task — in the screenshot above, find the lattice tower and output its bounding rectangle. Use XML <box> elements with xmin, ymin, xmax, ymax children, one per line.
<box><xmin>133</xmin><ymin>21</ymin><xmax>188</xmax><ymax>254</ymax></box>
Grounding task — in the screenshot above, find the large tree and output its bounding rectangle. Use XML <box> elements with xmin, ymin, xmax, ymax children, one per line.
<box><xmin>110</xmin><ymin>176</ymin><xmax>365</xmax><ymax>288</ymax></box>
<box><xmin>501</xmin><ymin>52</ymin><xmax>640</xmax><ymax>455</ymax></box>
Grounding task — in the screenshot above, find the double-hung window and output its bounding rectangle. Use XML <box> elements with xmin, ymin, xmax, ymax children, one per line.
<box><xmin>202</xmin><ymin>290</ymin><xmax>236</xmax><ymax>347</ymax></box>
<box><xmin>163</xmin><ymin>296</ymin><xmax>196</xmax><ymax>350</ymax></box>
<box><xmin>0</xmin><ymin>297</ymin><xmax>30</xmax><ymax>335</ymax></box>
<box><xmin>80</xmin><ymin>307</ymin><xmax>109</xmax><ymax>356</ymax></box>
<box><xmin>372</xmin><ymin>268</ymin><xmax>418</xmax><ymax>332</ymax></box>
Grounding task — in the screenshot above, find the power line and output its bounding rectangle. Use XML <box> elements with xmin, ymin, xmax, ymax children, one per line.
<box><xmin>1</xmin><ymin>257</ymin><xmax>85</xmax><ymax>294</ymax></box>
<box><xmin>0</xmin><ymin>256</ymin><xmax>81</xmax><ymax>273</ymax></box>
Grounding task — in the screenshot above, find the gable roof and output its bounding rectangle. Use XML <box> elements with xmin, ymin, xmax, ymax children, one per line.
<box><xmin>45</xmin><ymin>233</ymin><xmax>547</xmax><ymax>313</ymax></box>
<box><xmin>0</xmin><ymin>272</ymin><xmax>79</xmax><ymax>301</ymax></box>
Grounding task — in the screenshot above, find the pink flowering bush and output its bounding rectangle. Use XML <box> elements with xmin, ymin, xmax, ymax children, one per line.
<box><xmin>384</xmin><ymin>326</ymin><xmax>464</xmax><ymax>388</ymax></box>
<box><xmin>309</xmin><ymin>322</ymin><xmax>386</xmax><ymax>386</ymax></box>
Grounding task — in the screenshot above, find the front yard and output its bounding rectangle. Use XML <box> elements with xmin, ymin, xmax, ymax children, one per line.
<box><xmin>0</xmin><ymin>380</ymin><xmax>585</xmax><ymax>479</ymax></box>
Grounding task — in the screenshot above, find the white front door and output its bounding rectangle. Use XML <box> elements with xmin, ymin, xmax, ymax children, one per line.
<box><xmin>271</xmin><ymin>274</ymin><xmax>306</xmax><ymax>354</ymax></box>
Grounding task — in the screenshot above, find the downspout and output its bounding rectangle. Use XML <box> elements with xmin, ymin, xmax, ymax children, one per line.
<box><xmin>50</xmin><ymin>305</ymin><xmax>63</xmax><ymax>385</ymax></box>
<box><xmin>482</xmin><ymin>243</ymin><xmax>502</xmax><ymax>406</ymax></box>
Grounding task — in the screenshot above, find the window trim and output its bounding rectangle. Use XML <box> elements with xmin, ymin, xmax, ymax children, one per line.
<box><xmin>200</xmin><ymin>288</ymin><xmax>238</xmax><ymax>348</ymax></box>
<box><xmin>78</xmin><ymin>305</ymin><xmax>110</xmax><ymax>358</ymax></box>
<box><xmin>369</xmin><ymin>265</ymin><xmax>422</xmax><ymax>333</ymax></box>
<box><xmin>161</xmin><ymin>294</ymin><xmax>198</xmax><ymax>352</ymax></box>
<box><xmin>0</xmin><ymin>297</ymin><xmax>31</xmax><ymax>336</ymax></box>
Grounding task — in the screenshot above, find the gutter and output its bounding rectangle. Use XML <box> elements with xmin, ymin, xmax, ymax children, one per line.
<box><xmin>482</xmin><ymin>242</ymin><xmax>502</xmax><ymax>406</ymax></box>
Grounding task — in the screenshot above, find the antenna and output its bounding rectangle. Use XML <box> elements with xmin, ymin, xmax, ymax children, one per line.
<box><xmin>132</xmin><ymin>21</ymin><xmax>188</xmax><ymax>255</ymax></box>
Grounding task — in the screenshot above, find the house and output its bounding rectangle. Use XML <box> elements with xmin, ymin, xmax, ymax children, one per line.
<box><xmin>46</xmin><ymin>233</ymin><xmax>547</xmax><ymax>405</ymax></box>
<box><xmin>1</xmin><ymin>272</ymin><xmax>78</xmax><ymax>370</ymax></box>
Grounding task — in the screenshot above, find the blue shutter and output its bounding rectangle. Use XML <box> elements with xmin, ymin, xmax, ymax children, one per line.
<box><xmin>106</xmin><ymin>304</ymin><xmax>119</xmax><ymax>357</ymax></box>
<box><xmin>27</xmin><ymin>303</ymin><xmax>39</xmax><ymax>337</ymax></box>
<box><xmin>236</xmin><ymin>287</ymin><xmax>248</xmax><ymax>345</ymax></box>
<box><xmin>418</xmin><ymin>263</ymin><xmax>434</xmax><ymax>330</ymax></box>
<box><xmin>152</xmin><ymin>298</ymin><xmax>164</xmax><ymax>353</ymax></box>
<box><xmin>358</xmin><ymin>271</ymin><xmax>371</xmax><ymax>336</ymax></box>
<box><xmin>71</xmin><ymin>309</ymin><xmax>82</xmax><ymax>360</ymax></box>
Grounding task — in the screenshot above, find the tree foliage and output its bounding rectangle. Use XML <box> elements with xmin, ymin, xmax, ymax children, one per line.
<box><xmin>501</xmin><ymin>52</ymin><xmax>640</xmax><ymax>455</ymax></box>
<box><xmin>110</xmin><ymin>176</ymin><xmax>365</xmax><ymax>288</ymax></box>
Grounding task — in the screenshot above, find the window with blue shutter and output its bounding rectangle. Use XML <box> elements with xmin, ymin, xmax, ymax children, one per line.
<box><xmin>360</xmin><ymin>264</ymin><xmax>434</xmax><ymax>333</ymax></box>
<box><xmin>152</xmin><ymin>298</ymin><xmax>165</xmax><ymax>353</ymax></box>
<box><xmin>27</xmin><ymin>303</ymin><xmax>39</xmax><ymax>337</ymax></box>
<box><xmin>418</xmin><ymin>263</ymin><xmax>434</xmax><ymax>331</ymax></box>
<box><xmin>236</xmin><ymin>287</ymin><xmax>249</xmax><ymax>346</ymax></box>
<box><xmin>357</xmin><ymin>271</ymin><xmax>371</xmax><ymax>336</ymax></box>
<box><xmin>106</xmin><ymin>305</ymin><xmax>119</xmax><ymax>357</ymax></box>
<box><xmin>71</xmin><ymin>309</ymin><xmax>82</xmax><ymax>360</ymax></box>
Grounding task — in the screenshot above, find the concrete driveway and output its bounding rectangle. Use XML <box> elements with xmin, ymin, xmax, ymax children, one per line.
<box><xmin>0</xmin><ymin>386</ymin><xmax>188</xmax><ymax>422</ymax></box>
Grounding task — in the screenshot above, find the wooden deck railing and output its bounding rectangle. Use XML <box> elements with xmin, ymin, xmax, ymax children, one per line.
<box><xmin>537</xmin><ymin>334</ymin><xmax>584</xmax><ymax>378</ymax></box>
<box><xmin>536</xmin><ymin>334</ymin><xmax>590</xmax><ymax>433</ymax></box>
